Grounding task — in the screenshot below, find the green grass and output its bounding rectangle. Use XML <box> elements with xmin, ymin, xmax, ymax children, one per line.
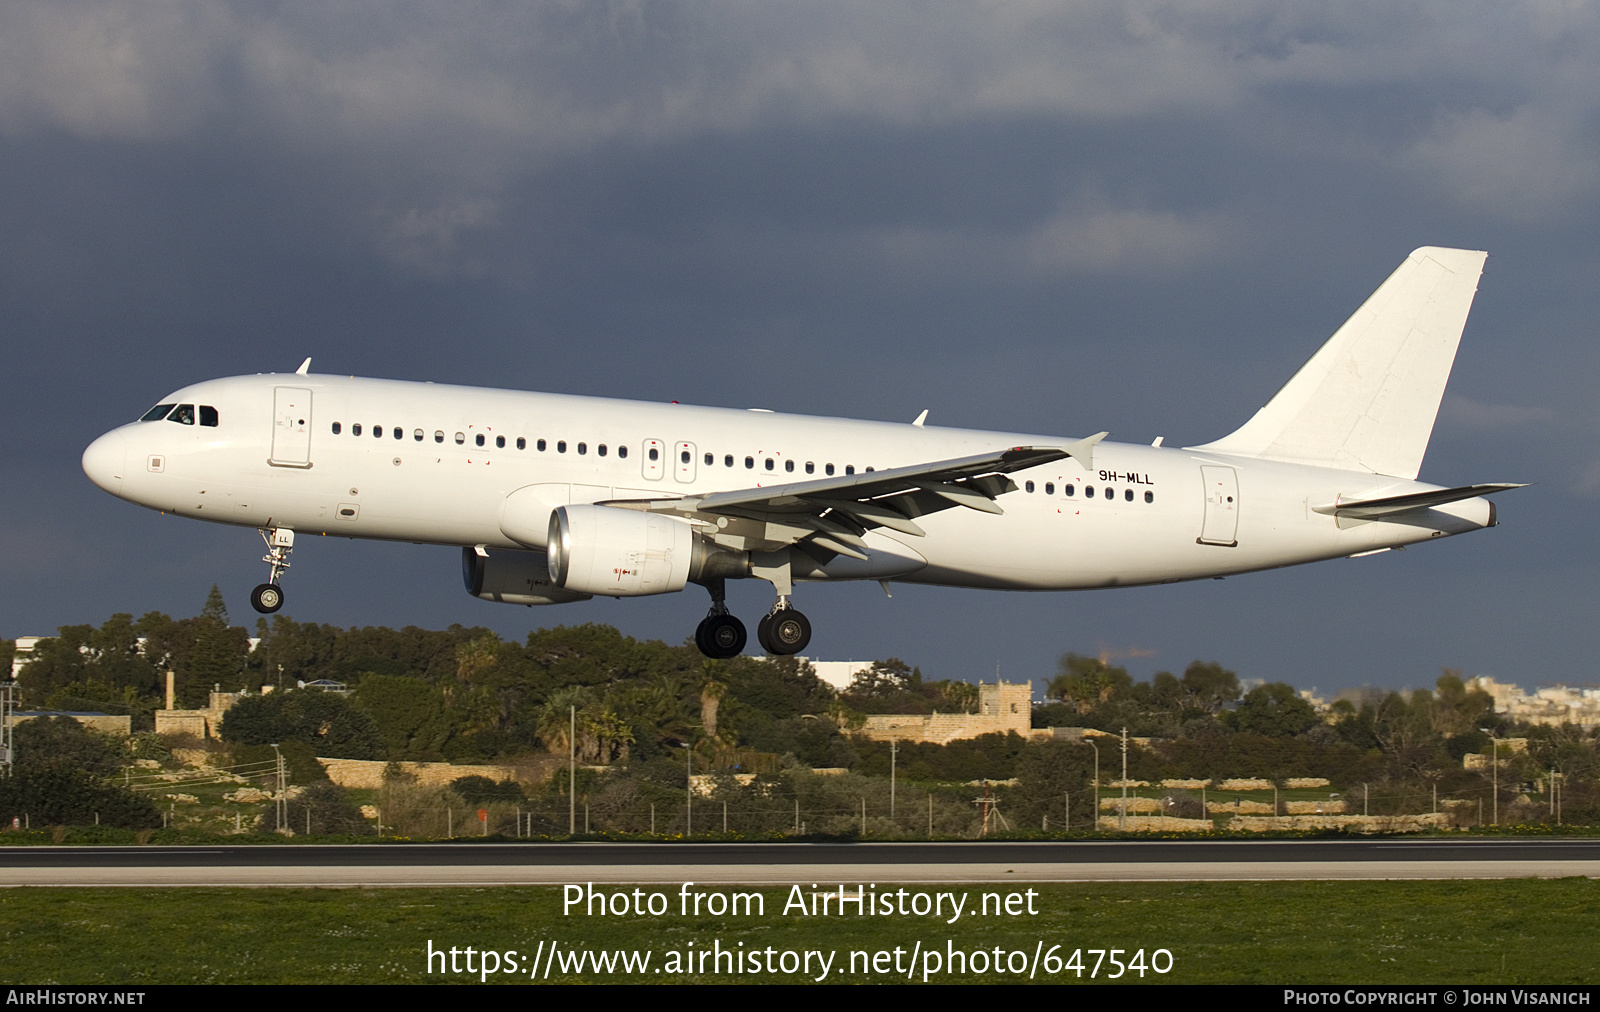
<box><xmin>2</xmin><ymin>879</ymin><xmax>1595</xmax><ymax>984</ymax></box>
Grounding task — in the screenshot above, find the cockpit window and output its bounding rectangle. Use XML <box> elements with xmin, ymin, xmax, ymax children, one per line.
<box><xmin>199</xmin><ymin>405</ymin><xmax>219</xmax><ymax>427</ymax></box>
<box><xmin>167</xmin><ymin>404</ymin><xmax>196</xmax><ymax>425</ymax></box>
<box><xmin>141</xmin><ymin>403</ymin><xmax>176</xmax><ymax>422</ymax></box>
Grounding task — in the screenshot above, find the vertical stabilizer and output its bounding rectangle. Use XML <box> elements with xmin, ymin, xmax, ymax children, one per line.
<box><xmin>1191</xmin><ymin>247</ymin><xmax>1487</xmax><ymax>479</ymax></box>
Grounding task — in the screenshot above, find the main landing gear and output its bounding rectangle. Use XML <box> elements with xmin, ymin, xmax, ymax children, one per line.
<box><xmin>757</xmin><ymin>604</ymin><xmax>811</xmax><ymax>656</ymax></box>
<box><xmin>694</xmin><ymin>578</ymin><xmax>747</xmax><ymax>660</ymax></box>
<box><xmin>250</xmin><ymin>527</ymin><xmax>294</xmax><ymax>614</ymax></box>
<box><xmin>691</xmin><ymin>578</ymin><xmax>811</xmax><ymax>659</ymax></box>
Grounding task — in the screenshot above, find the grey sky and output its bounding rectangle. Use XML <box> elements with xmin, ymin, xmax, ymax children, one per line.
<box><xmin>3</xmin><ymin>2</ymin><xmax>1596</xmax><ymax>696</ymax></box>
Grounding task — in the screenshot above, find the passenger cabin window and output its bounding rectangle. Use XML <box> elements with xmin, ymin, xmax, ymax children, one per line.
<box><xmin>806</xmin><ymin>462</ymin><xmax>815</xmax><ymax>474</ymax></box>
<box><xmin>1025</xmin><ymin>480</ymin><xmax>1035</xmax><ymax>493</ymax></box>
<box><xmin>1124</xmin><ymin>488</ymin><xmax>1134</xmax><ymax>502</ymax></box>
<box><xmin>1144</xmin><ymin>491</ymin><xmax>1154</xmax><ymax>503</ymax></box>
<box><xmin>141</xmin><ymin>403</ymin><xmax>176</xmax><ymax>422</ymax></box>
<box><xmin>332</xmin><ymin>421</ymin><xmax>342</xmax><ymax>435</ymax></box>
<box><xmin>598</xmin><ymin>444</ymin><xmax>607</xmax><ymax>456</ymax></box>
<box><xmin>745</xmin><ymin>456</ymin><xmax>754</xmax><ymax>469</ymax></box>
<box><xmin>826</xmin><ymin>464</ymin><xmax>835</xmax><ymax>475</ymax></box>
<box><xmin>434</xmin><ymin>431</ymin><xmax>444</xmax><ymax>443</ymax></box>
<box><xmin>1064</xmin><ymin>485</ymin><xmax>1075</xmax><ymax>497</ymax></box>
<box><xmin>168</xmin><ymin>404</ymin><xmax>195</xmax><ymax>425</ymax></box>
<box><xmin>785</xmin><ymin>460</ymin><xmax>795</xmax><ymax>472</ymax></box>
<box><xmin>475</xmin><ymin>434</ymin><xmax>485</xmax><ymax>447</ymax></box>
<box><xmin>373</xmin><ymin>426</ymin><xmax>383</xmax><ymax>438</ymax></box>
<box><xmin>618</xmin><ymin>445</ymin><xmax>627</xmax><ymax>459</ymax></box>
<box><xmin>354</xmin><ymin>423</ymin><xmax>363</xmax><ymax>436</ymax></box>
<box><xmin>764</xmin><ymin>458</ymin><xmax>774</xmax><ymax>471</ymax></box>
<box><xmin>414</xmin><ymin>429</ymin><xmax>424</xmax><ymax>441</ymax></box>
<box><xmin>704</xmin><ymin>452</ymin><xmax>713</xmax><ymax>466</ymax></box>
<box><xmin>1104</xmin><ymin>487</ymin><xmax>1114</xmax><ymax>500</ymax></box>
<box><xmin>536</xmin><ymin>438</ymin><xmax>546</xmax><ymax>451</ymax></box>
<box><xmin>557</xmin><ymin>440</ymin><xmax>567</xmax><ymax>453</ymax></box>
<box><xmin>845</xmin><ymin>465</ymin><xmax>854</xmax><ymax>475</ymax></box>
<box><xmin>455</xmin><ymin>432</ymin><xmax>465</xmax><ymax>444</ymax></box>
<box><xmin>199</xmin><ymin>406</ymin><xmax>219</xmax><ymax>427</ymax></box>
<box><xmin>394</xmin><ymin>427</ymin><xmax>403</xmax><ymax>440</ymax></box>
<box><xmin>725</xmin><ymin>455</ymin><xmax>734</xmax><ymax>467</ymax></box>
<box><xmin>516</xmin><ymin>437</ymin><xmax>526</xmax><ymax>450</ymax></box>
<box><xmin>1045</xmin><ymin>482</ymin><xmax>1054</xmax><ymax>495</ymax></box>
<box><xmin>577</xmin><ymin>442</ymin><xmax>587</xmax><ymax>455</ymax></box>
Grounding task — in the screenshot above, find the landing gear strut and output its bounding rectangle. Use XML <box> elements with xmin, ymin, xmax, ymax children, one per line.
<box><xmin>251</xmin><ymin>527</ymin><xmax>294</xmax><ymax>614</ymax></box>
<box><xmin>693</xmin><ymin>578</ymin><xmax>746</xmax><ymax>659</ymax></box>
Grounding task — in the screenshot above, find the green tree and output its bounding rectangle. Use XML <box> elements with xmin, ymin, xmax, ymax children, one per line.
<box><xmin>1180</xmin><ymin>661</ymin><xmax>1241</xmax><ymax>714</ymax></box>
<box><xmin>1226</xmin><ymin>683</ymin><xmax>1318</xmax><ymax>737</ymax></box>
<box><xmin>1047</xmin><ymin>654</ymin><xmax>1133</xmax><ymax>714</ymax></box>
<box><xmin>352</xmin><ymin>673</ymin><xmax>456</xmax><ymax>760</ymax></box>
<box><xmin>259</xmin><ymin>783</ymin><xmax>374</xmax><ymax>836</ymax></box>
<box><xmin>0</xmin><ymin>718</ymin><xmax>159</xmax><ymax>829</ymax></box>
<box><xmin>219</xmin><ymin>689</ymin><xmax>384</xmax><ymax>759</ymax></box>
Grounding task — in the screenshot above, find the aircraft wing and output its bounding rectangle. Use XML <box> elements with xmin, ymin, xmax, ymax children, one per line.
<box><xmin>599</xmin><ymin>434</ymin><xmax>1106</xmax><ymax>561</ymax></box>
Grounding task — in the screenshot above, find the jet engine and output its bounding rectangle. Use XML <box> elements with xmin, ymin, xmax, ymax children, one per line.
<box><xmin>462</xmin><ymin>546</ymin><xmax>592</xmax><ymax>605</ymax></box>
<box><xmin>547</xmin><ymin>503</ymin><xmax>745</xmax><ymax>597</ymax></box>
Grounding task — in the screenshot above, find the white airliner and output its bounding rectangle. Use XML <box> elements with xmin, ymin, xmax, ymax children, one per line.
<box><xmin>83</xmin><ymin>247</ymin><xmax>1520</xmax><ymax>658</ymax></box>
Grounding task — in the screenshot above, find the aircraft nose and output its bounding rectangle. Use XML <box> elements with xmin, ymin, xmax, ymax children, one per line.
<box><xmin>82</xmin><ymin>430</ymin><xmax>126</xmax><ymax>495</ymax></box>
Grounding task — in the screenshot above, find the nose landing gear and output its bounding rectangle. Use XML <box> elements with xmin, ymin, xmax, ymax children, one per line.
<box><xmin>251</xmin><ymin>527</ymin><xmax>294</xmax><ymax>614</ymax></box>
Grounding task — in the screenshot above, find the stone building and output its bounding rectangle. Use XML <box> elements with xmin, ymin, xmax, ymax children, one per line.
<box><xmin>857</xmin><ymin>680</ymin><xmax>1035</xmax><ymax>745</ymax></box>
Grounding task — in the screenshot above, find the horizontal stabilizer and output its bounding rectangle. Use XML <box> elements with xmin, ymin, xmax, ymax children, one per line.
<box><xmin>1193</xmin><ymin>247</ymin><xmax>1488</xmax><ymax>479</ymax></box>
<box><xmin>1313</xmin><ymin>482</ymin><xmax>1526</xmax><ymax>519</ymax></box>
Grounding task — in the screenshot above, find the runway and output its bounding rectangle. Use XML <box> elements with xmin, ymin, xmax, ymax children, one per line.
<box><xmin>4</xmin><ymin>838</ymin><xmax>1599</xmax><ymax>886</ymax></box>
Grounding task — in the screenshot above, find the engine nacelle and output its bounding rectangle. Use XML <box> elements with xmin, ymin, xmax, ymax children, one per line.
<box><xmin>548</xmin><ymin>504</ymin><xmax>726</xmax><ymax>597</ymax></box>
<box><xmin>462</xmin><ymin>546</ymin><xmax>593</xmax><ymax>605</ymax></box>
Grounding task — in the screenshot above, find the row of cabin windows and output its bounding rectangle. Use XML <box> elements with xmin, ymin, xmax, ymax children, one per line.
<box><xmin>1023</xmin><ymin>479</ymin><xmax>1155</xmax><ymax>504</ymax></box>
<box><xmin>329</xmin><ymin>422</ymin><xmax>868</xmax><ymax>474</ymax></box>
<box><xmin>140</xmin><ymin>403</ymin><xmax>220</xmax><ymax>427</ymax></box>
<box><xmin>671</xmin><ymin>448</ymin><xmax>864</xmax><ymax>476</ymax></box>
<box><xmin>327</xmin><ymin>422</ymin><xmax>627</xmax><ymax>458</ymax></box>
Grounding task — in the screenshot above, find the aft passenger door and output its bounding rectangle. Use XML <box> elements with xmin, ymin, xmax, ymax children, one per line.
<box><xmin>1198</xmin><ymin>465</ymin><xmax>1239</xmax><ymax>546</ymax></box>
<box><xmin>269</xmin><ymin>387</ymin><xmax>313</xmax><ymax>468</ymax></box>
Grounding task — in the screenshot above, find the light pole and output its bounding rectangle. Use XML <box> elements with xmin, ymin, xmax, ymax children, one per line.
<box><xmin>889</xmin><ymin>739</ymin><xmax>898</xmax><ymax>820</ymax></box>
<box><xmin>1077</xmin><ymin>738</ymin><xmax>1099</xmax><ymax>831</ymax></box>
<box><xmin>270</xmin><ymin>743</ymin><xmax>287</xmax><ymax>833</ymax></box>
<box><xmin>1480</xmin><ymin>728</ymin><xmax>1500</xmax><ymax>826</ymax></box>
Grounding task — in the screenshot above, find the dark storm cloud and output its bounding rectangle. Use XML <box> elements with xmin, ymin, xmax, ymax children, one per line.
<box><xmin>4</xmin><ymin>1</ymin><xmax>1599</xmax><ymax>692</ymax></box>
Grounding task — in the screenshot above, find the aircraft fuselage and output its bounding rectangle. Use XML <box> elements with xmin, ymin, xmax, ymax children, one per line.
<box><xmin>82</xmin><ymin>372</ymin><xmax>1492</xmax><ymax>593</ymax></box>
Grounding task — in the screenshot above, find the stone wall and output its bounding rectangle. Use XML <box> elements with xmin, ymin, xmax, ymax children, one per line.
<box><xmin>1227</xmin><ymin>813</ymin><xmax>1447</xmax><ymax>833</ymax></box>
<box><xmin>319</xmin><ymin>758</ymin><xmax>524</xmax><ymax>790</ymax></box>
<box><xmin>11</xmin><ymin>712</ymin><xmax>131</xmax><ymax>736</ymax></box>
<box><xmin>1096</xmin><ymin>815</ymin><xmax>1214</xmax><ymax>832</ymax></box>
